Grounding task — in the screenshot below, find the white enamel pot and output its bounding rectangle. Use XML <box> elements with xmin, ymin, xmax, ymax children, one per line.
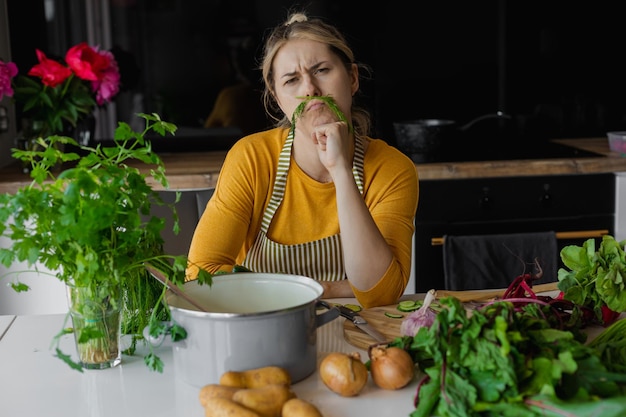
<box><xmin>162</xmin><ymin>272</ymin><xmax>339</xmax><ymax>387</ymax></box>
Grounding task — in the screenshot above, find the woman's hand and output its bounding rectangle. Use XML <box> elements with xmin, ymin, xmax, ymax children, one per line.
<box><xmin>311</xmin><ymin>121</ymin><xmax>352</xmax><ymax>177</ymax></box>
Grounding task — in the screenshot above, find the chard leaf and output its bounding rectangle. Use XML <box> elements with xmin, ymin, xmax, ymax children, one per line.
<box><xmin>527</xmin><ymin>394</ymin><xmax>626</xmax><ymax>417</ymax></box>
<box><xmin>407</xmin><ymin>297</ymin><xmax>626</xmax><ymax>416</ymax></box>
<box><xmin>558</xmin><ymin>235</ymin><xmax>626</xmax><ymax>317</ymax></box>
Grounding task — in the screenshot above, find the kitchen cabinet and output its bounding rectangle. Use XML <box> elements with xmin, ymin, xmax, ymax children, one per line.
<box><xmin>413</xmin><ymin>173</ymin><xmax>615</xmax><ymax>293</ymax></box>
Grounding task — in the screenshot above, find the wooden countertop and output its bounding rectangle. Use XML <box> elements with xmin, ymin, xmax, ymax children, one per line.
<box><xmin>1</xmin><ymin>137</ymin><xmax>624</xmax><ymax>193</ymax></box>
<box><xmin>417</xmin><ymin>138</ymin><xmax>625</xmax><ymax>181</ymax></box>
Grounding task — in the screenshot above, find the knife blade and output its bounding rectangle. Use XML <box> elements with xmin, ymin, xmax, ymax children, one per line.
<box><xmin>335</xmin><ymin>305</ymin><xmax>388</xmax><ymax>343</ymax></box>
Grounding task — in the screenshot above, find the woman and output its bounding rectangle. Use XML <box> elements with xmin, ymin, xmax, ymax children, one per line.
<box><xmin>187</xmin><ymin>11</ymin><xmax>419</xmax><ymax>308</ymax></box>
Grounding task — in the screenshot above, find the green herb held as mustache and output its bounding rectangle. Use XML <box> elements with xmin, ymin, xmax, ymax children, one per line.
<box><xmin>291</xmin><ymin>95</ymin><xmax>354</xmax><ymax>133</ymax></box>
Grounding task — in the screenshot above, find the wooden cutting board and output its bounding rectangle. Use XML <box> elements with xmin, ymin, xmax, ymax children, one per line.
<box><xmin>342</xmin><ymin>282</ymin><xmax>559</xmax><ymax>350</ymax></box>
<box><xmin>342</xmin><ymin>304</ymin><xmax>406</xmax><ymax>350</ymax></box>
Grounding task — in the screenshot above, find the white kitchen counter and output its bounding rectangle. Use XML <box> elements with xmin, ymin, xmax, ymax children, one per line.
<box><xmin>0</xmin><ymin>314</ymin><xmax>15</xmax><ymax>340</ymax></box>
<box><xmin>3</xmin><ymin>293</ymin><xmax>616</xmax><ymax>417</ymax></box>
<box><xmin>0</xmin><ymin>304</ymin><xmax>418</xmax><ymax>417</ymax></box>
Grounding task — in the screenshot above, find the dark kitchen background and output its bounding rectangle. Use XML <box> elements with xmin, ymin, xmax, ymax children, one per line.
<box><xmin>6</xmin><ymin>0</ymin><xmax>626</xmax><ymax>150</ymax></box>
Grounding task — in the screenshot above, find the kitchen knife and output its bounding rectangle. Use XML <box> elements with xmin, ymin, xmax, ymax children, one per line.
<box><xmin>335</xmin><ymin>305</ymin><xmax>388</xmax><ymax>343</ymax></box>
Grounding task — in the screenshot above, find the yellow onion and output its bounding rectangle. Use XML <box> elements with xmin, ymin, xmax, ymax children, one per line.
<box><xmin>319</xmin><ymin>352</ymin><xmax>368</xmax><ymax>396</ymax></box>
<box><xmin>369</xmin><ymin>345</ymin><xmax>415</xmax><ymax>390</ymax></box>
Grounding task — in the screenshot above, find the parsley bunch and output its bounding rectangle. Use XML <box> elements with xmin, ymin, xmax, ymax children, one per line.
<box><xmin>0</xmin><ymin>113</ymin><xmax>211</xmax><ymax>372</ymax></box>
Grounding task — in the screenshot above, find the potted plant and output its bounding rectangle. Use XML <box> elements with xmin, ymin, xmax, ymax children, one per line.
<box><xmin>0</xmin><ymin>112</ymin><xmax>211</xmax><ymax>372</ymax></box>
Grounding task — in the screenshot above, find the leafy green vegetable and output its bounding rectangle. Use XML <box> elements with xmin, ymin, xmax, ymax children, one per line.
<box><xmin>558</xmin><ymin>235</ymin><xmax>626</xmax><ymax>320</ymax></box>
<box><xmin>0</xmin><ymin>113</ymin><xmax>212</xmax><ymax>372</ymax></box>
<box><xmin>398</xmin><ymin>297</ymin><xmax>626</xmax><ymax>417</ymax></box>
<box><xmin>291</xmin><ymin>95</ymin><xmax>354</xmax><ymax>133</ymax></box>
<box><xmin>588</xmin><ymin>318</ymin><xmax>626</xmax><ymax>373</ymax></box>
<box><xmin>526</xmin><ymin>395</ymin><xmax>626</xmax><ymax>417</ymax></box>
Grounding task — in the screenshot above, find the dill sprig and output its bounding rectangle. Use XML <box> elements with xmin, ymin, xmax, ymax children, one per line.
<box><xmin>291</xmin><ymin>95</ymin><xmax>354</xmax><ymax>133</ymax></box>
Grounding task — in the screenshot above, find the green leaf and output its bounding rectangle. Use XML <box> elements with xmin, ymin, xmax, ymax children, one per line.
<box><xmin>558</xmin><ymin>235</ymin><xmax>626</xmax><ymax>317</ymax></box>
<box><xmin>169</xmin><ymin>323</ymin><xmax>187</xmax><ymax>342</ymax></box>
<box><xmin>527</xmin><ymin>394</ymin><xmax>626</xmax><ymax>417</ymax></box>
<box><xmin>76</xmin><ymin>326</ymin><xmax>105</xmax><ymax>343</ymax></box>
<box><xmin>143</xmin><ymin>352</ymin><xmax>164</xmax><ymax>373</ymax></box>
<box><xmin>54</xmin><ymin>348</ymin><xmax>84</xmax><ymax>372</ymax></box>
<box><xmin>291</xmin><ymin>95</ymin><xmax>354</xmax><ymax>133</ymax></box>
<box><xmin>9</xmin><ymin>281</ymin><xmax>30</xmax><ymax>292</ymax></box>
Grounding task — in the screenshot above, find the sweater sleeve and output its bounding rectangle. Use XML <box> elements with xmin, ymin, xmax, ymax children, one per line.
<box><xmin>349</xmin><ymin>139</ymin><xmax>419</xmax><ymax>308</ymax></box>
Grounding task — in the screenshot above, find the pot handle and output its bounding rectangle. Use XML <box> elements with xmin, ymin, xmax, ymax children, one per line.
<box><xmin>142</xmin><ymin>321</ymin><xmax>175</xmax><ymax>347</ymax></box>
<box><xmin>459</xmin><ymin>111</ymin><xmax>511</xmax><ymax>131</ymax></box>
<box><xmin>315</xmin><ymin>300</ymin><xmax>340</xmax><ymax>328</ymax></box>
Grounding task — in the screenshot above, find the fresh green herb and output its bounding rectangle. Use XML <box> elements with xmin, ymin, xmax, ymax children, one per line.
<box><xmin>588</xmin><ymin>318</ymin><xmax>626</xmax><ymax>373</ymax></box>
<box><xmin>291</xmin><ymin>95</ymin><xmax>354</xmax><ymax>133</ymax></box>
<box><xmin>0</xmin><ymin>113</ymin><xmax>212</xmax><ymax>372</ymax></box>
<box><xmin>143</xmin><ymin>352</ymin><xmax>164</xmax><ymax>373</ymax></box>
<box><xmin>398</xmin><ymin>297</ymin><xmax>626</xmax><ymax>417</ymax></box>
<box><xmin>558</xmin><ymin>235</ymin><xmax>626</xmax><ymax>321</ymax></box>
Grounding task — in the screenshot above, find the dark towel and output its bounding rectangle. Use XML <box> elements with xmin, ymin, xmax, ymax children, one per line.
<box><xmin>442</xmin><ymin>231</ymin><xmax>557</xmax><ymax>291</ymax></box>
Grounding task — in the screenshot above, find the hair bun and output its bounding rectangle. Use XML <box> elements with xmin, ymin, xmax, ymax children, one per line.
<box><xmin>285</xmin><ymin>12</ymin><xmax>308</xmax><ymax>26</ymax></box>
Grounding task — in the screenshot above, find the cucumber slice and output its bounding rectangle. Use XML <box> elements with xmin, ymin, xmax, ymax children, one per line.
<box><xmin>397</xmin><ymin>300</ymin><xmax>416</xmax><ymax>308</ymax></box>
<box><xmin>397</xmin><ymin>300</ymin><xmax>423</xmax><ymax>312</ymax></box>
<box><xmin>344</xmin><ymin>303</ymin><xmax>362</xmax><ymax>312</ymax></box>
<box><xmin>384</xmin><ymin>312</ymin><xmax>404</xmax><ymax>319</ymax></box>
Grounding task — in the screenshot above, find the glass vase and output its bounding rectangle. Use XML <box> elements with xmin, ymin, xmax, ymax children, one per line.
<box><xmin>14</xmin><ymin>118</ymin><xmax>67</xmax><ymax>174</ymax></box>
<box><xmin>66</xmin><ymin>283</ymin><xmax>122</xmax><ymax>369</ymax></box>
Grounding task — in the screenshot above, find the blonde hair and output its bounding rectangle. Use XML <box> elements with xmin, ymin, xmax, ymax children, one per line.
<box><xmin>260</xmin><ymin>12</ymin><xmax>371</xmax><ymax>137</ymax></box>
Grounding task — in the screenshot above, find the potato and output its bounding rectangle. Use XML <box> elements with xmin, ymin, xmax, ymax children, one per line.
<box><xmin>203</xmin><ymin>397</ymin><xmax>261</xmax><ymax>417</ymax></box>
<box><xmin>281</xmin><ymin>398</ymin><xmax>324</xmax><ymax>417</ymax></box>
<box><xmin>199</xmin><ymin>384</ymin><xmax>241</xmax><ymax>407</ymax></box>
<box><xmin>219</xmin><ymin>366</ymin><xmax>291</xmax><ymax>388</ymax></box>
<box><xmin>231</xmin><ymin>384</ymin><xmax>296</xmax><ymax>417</ymax></box>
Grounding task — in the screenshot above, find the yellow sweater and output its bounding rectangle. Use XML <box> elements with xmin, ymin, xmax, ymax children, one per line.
<box><xmin>187</xmin><ymin>127</ymin><xmax>419</xmax><ymax>307</ymax></box>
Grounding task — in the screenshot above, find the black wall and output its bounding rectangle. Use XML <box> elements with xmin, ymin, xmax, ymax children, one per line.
<box><xmin>8</xmin><ymin>1</ymin><xmax>626</xmax><ymax>145</ymax></box>
<box><xmin>329</xmin><ymin>1</ymin><xmax>626</xmax><ymax>144</ymax></box>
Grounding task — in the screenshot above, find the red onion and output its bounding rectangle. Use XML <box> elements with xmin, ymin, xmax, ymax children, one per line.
<box><xmin>400</xmin><ymin>289</ymin><xmax>437</xmax><ymax>337</ymax></box>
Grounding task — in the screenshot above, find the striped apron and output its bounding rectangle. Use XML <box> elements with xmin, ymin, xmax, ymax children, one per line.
<box><xmin>242</xmin><ymin>128</ymin><xmax>365</xmax><ymax>282</ymax></box>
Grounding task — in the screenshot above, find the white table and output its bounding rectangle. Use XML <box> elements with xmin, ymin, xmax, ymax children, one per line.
<box><xmin>0</xmin><ymin>305</ymin><xmax>417</xmax><ymax>417</ymax></box>
<box><xmin>0</xmin><ymin>315</ymin><xmax>15</xmax><ymax>341</ymax></box>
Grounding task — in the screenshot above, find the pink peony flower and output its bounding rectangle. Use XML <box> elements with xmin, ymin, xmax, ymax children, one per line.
<box><xmin>0</xmin><ymin>60</ymin><xmax>18</xmax><ymax>100</ymax></box>
<box><xmin>27</xmin><ymin>49</ymin><xmax>72</xmax><ymax>88</ymax></box>
<box><xmin>90</xmin><ymin>49</ymin><xmax>120</xmax><ymax>105</ymax></box>
<box><xmin>65</xmin><ymin>42</ymin><xmax>112</xmax><ymax>82</ymax></box>
<box><xmin>6</xmin><ymin>42</ymin><xmax>121</xmax><ymax>137</ymax></box>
